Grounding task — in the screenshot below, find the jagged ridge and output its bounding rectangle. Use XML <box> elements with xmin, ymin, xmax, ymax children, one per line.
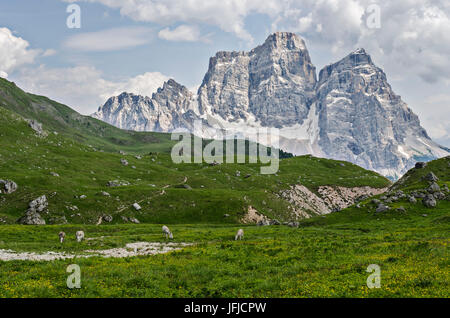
<box><xmin>92</xmin><ymin>32</ymin><xmax>449</xmax><ymax>178</ymax></box>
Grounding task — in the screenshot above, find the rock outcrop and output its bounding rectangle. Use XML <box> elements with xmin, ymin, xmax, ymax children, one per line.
<box><xmin>27</xmin><ymin>119</ymin><xmax>47</xmax><ymax>137</ymax></box>
<box><xmin>18</xmin><ymin>195</ymin><xmax>47</xmax><ymax>225</ymax></box>
<box><xmin>277</xmin><ymin>184</ymin><xmax>387</xmax><ymax>218</ymax></box>
<box><xmin>0</xmin><ymin>179</ymin><xmax>17</xmax><ymax>194</ymax></box>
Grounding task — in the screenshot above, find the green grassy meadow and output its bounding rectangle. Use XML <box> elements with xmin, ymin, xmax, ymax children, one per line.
<box><xmin>0</xmin><ymin>77</ymin><xmax>448</xmax><ymax>298</ymax></box>
<box><xmin>0</xmin><ymin>205</ymin><xmax>448</xmax><ymax>298</ymax></box>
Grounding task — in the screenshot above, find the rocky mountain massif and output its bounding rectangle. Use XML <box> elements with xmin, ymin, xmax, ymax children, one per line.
<box><xmin>93</xmin><ymin>32</ymin><xmax>449</xmax><ymax>179</ymax></box>
<box><xmin>0</xmin><ymin>96</ymin><xmax>391</xmax><ymax>225</ymax></box>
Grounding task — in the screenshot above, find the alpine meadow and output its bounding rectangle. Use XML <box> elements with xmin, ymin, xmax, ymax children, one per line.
<box><xmin>0</xmin><ymin>0</ymin><xmax>449</xmax><ymax>303</ymax></box>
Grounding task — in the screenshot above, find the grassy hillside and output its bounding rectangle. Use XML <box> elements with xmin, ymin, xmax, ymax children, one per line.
<box><xmin>0</xmin><ymin>106</ymin><xmax>390</xmax><ymax>224</ymax></box>
<box><xmin>0</xmin><ymin>80</ymin><xmax>447</xmax><ymax>298</ymax></box>
<box><xmin>0</xmin><ymin>78</ymin><xmax>175</xmax><ymax>154</ymax></box>
<box><xmin>300</xmin><ymin>156</ymin><xmax>449</xmax><ymax>227</ymax></box>
<box><xmin>1</xmin><ymin>160</ymin><xmax>445</xmax><ymax>298</ymax></box>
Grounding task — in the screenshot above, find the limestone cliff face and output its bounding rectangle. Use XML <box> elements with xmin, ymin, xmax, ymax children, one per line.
<box><xmin>92</xmin><ymin>33</ymin><xmax>449</xmax><ymax>178</ymax></box>
<box><xmin>315</xmin><ymin>48</ymin><xmax>448</xmax><ymax>178</ymax></box>
<box><xmin>92</xmin><ymin>79</ymin><xmax>198</xmax><ymax>132</ymax></box>
<box><xmin>198</xmin><ymin>32</ymin><xmax>317</xmax><ymax>127</ymax></box>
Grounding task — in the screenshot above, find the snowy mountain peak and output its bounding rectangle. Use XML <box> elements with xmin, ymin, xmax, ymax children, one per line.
<box><xmin>92</xmin><ymin>35</ymin><xmax>449</xmax><ymax>179</ymax></box>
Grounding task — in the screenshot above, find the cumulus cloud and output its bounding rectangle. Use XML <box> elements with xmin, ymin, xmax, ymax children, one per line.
<box><xmin>63</xmin><ymin>0</ymin><xmax>283</xmax><ymax>41</ymax></box>
<box><xmin>63</xmin><ymin>1</ymin><xmax>450</xmax><ymax>83</ymax></box>
<box><xmin>104</xmin><ymin>71</ymin><xmax>170</xmax><ymax>100</ymax></box>
<box><xmin>158</xmin><ymin>25</ymin><xmax>209</xmax><ymax>43</ymax></box>
<box><xmin>42</xmin><ymin>49</ymin><xmax>57</xmax><ymax>57</ymax></box>
<box><xmin>12</xmin><ymin>65</ymin><xmax>169</xmax><ymax>114</ymax></box>
<box><xmin>0</xmin><ymin>27</ymin><xmax>40</xmax><ymax>78</ymax></box>
<box><xmin>415</xmin><ymin>93</ymin><xmax>450</xmax><ymax>147</ymax></box>
<box><xmin>270</xmin><ymin>0</ymin><xmax>450</xmax><ymax>84</ymax></box>
<box><xmin>63</xmin><ymin>26</ymin><xmax>154</xmax><ymax>52</ymax></box>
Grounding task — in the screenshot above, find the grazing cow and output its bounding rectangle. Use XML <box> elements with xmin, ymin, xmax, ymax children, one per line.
<box><xmin>76</xmin><ymin>230</ymin><xmax>85</xmax><ymax>242</ymax></box>
<box><xmin>162</xmin><ymin>225</ymin><xmax>173</xmax><ymax>239</ymax></box>
<box><xmin>58</xmin><ymin>231</ymin><xmax>66</xmax><ymax>243</ymax></box>
<box><xmin>235</xmin><ymin>229</ymin><xmax>244</xmax><ymax>240</ymax></box>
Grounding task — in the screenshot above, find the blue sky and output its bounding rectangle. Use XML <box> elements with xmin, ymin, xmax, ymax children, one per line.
<box><xmin>0</xmin><ymin>0</ymin><xmax>449</xmax><ymax>147</ymax></box>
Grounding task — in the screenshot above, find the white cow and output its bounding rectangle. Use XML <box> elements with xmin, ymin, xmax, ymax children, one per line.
<box><xmin>76</xmin><ymin>230</ymin><xmax>85</xmax><ymax>242</ymax></box>
<box><xmin>58</xmin><ymin>231</ymin><xmax>66</xmax><ymax>243</ymax></box>
<box><xmin>162</xmin><ymin>225</ymin><xmax>173</xmax><ymax>239</ymax></box>
<box><xmin>235</xmin><ymin>229</ymin><xmax>244</xmax><ymax>241</ymax></box>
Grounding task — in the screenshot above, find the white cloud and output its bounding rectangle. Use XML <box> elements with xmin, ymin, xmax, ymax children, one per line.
<box><xmin>415</xmin><ymin>93</ymin><xmax>450</xmax><ymax>147</ymax></box>
<box><xmin>0</xmin><ymin>27</ymin><xmax>40</xmax><ymax>77</ymax></box>
<box><xmin>42</xmin><ymin>49</ymin><xmax>57</xmax><ymax>57</ymax></box>
<box><xmin>270</xmin><ymin>0</ymin><xmax>450</xmax><ymax>84</ymax></box>
<box><xmin>63</xmin><ymin>26</ymin><xmax>154</xmax><ymax>52</ymax></box>
<box><xmin>12</xmin><ymin>65</ymin><xmax>169</xmax><ymax>114</ymax></box>
<box><xmin>64</xmin><ymin>1</ymin><xmax>450</xmax><ymax>84</ymax></box>
<box><xmin>158</xmin><ymin>25</ymin><xmax>209</xmax><ymax>42</ymax></box>
<box><xmin>63</xmin><ymin>0</ymin><xmax>284</xmax><ymax>41</ymax></box>
<box><xmin>103</xmin><ymin>71</ymin><xmax>170</xmax><ymax>100</ymax></box>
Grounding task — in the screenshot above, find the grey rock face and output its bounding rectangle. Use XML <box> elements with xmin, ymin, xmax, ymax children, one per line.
<box><xmin>315</xmin><ymin>48</ymin><xmax>447</xmax><ymax>178</ymax></box>
<box><xmin>0</xmin><ymin>179</ymin><xmax>18</xmax><ymax>194</ymax></box>
<box><xmin>28</xmin><ymin>119</ymin><xmax>47</xmax><ymax>136</ymax></box>
<box><xmin>92</xmin><ymin>79</ymin><xmax>198</xmax><ymax>132</ymax></box>
<box><xmin>198</xmin><ymin>32</ymin><xmax>317</xmax><ymax>127</ymax></box>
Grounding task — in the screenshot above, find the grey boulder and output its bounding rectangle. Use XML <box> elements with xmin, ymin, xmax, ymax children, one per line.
<box><xmin>0</xmin><ymin>179</ymin><xmax>18</xmax><ymax>194</ymax></box>
<box><xmin>428</xmin><ymin>182</ymin><xmax>441</xmax><ymax>193</ymax></box>
<box><xmin>423</xmin><ymin>194</ymin><xmax>436</xmax><ymax>208</ymax></box>
<box><xmin>423</xmin><ymin>172</ymin><xmax>438</xmax><ymax>182</ymax></box>
<box><xmin>28</xmin><ymin>195</ymin><xmax>48</xmax><ymax>212</ymax></box>
<box><xmin>18</xmin><ymin>210</ymin><xmax>46</xmax><ymax>225</ymax></box>
<box><xmin>376</xmin><ymin>204</ymin><xmax>390</xmax><ymax>213</ymax></box>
